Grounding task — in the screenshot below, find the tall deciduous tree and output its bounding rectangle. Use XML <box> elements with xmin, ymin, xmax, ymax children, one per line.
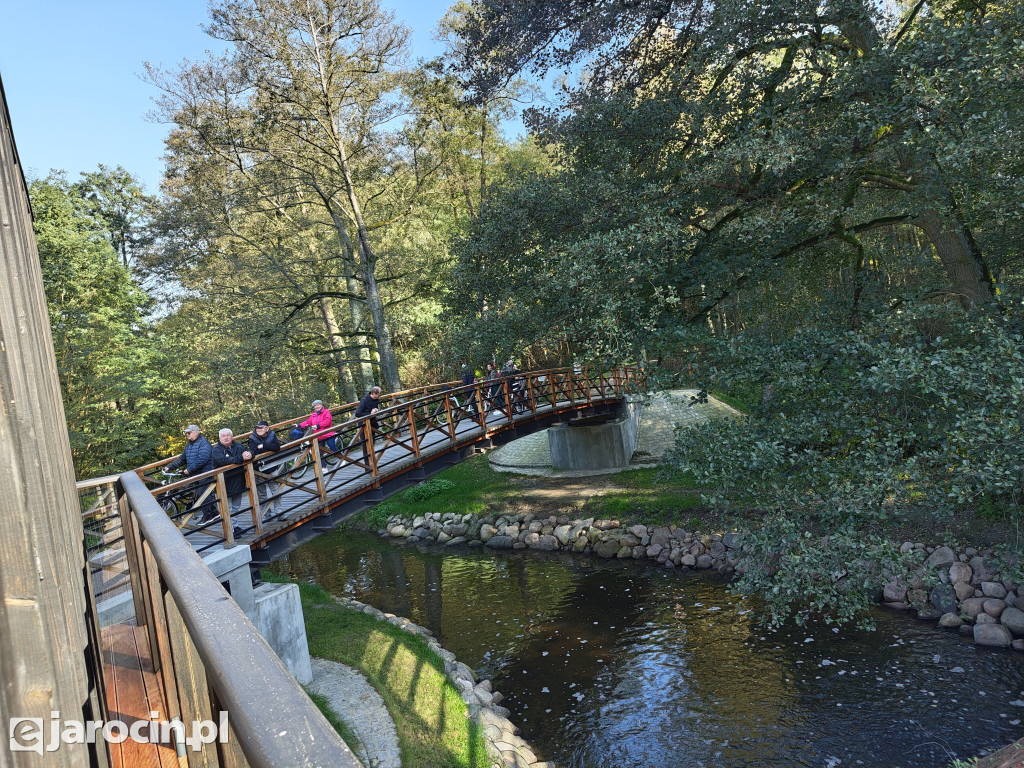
<box><xmin>31</xmin><ymin>173</ymin><xmax>166</xmax><ymax>476</ymax></box>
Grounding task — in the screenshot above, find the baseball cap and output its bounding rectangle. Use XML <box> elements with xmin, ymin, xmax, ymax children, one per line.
<box><xmin>255</xmin><ymin>420</ymin><xmax>269</xmax><ymax>428</ymax></box>
<box><xmin>183</xmin><ymin>424</ymin><xmax>201</xmax><ymax>434</ymax></box>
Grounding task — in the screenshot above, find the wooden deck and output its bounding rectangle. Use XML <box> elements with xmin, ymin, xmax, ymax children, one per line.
<box><xmin>101</xmin><ymin>623</ymin><xmax>179</xmax><ymax>768</ymax></box>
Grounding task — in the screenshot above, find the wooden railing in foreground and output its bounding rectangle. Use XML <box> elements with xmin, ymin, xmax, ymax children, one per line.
<box><xmin>100</xmin><ymin>470</ymin><xmax>359</xmax><ymax>767</ymax></box>
<box><xmin>132</xmin><ymin>365</ymin><xmax>643</xmax><ymax>552</ymax></box>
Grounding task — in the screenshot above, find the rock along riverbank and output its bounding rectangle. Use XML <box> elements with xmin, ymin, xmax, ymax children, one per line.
<box><xmin>377</xmin><ymin>511</ymin><xmax>1024</xmax><ymax>651</ymax></box>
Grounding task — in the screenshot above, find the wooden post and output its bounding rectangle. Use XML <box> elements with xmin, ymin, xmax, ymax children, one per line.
<box><xmin>0</xmin><ymin>75</ymin><xmax>101</xmax><ymax>766</ymax></box>
<box><xmin>407</xmin><ymin>404</ymin><xmax>421</xmax><ymax>456</ymax></box>
<box><xmin>245</xmin><ymin>463</ymin><xmax>262</xmax><ymax>535</ymax></box>
<box><xmin>364</xmin><ymin>421</ymin><xmax>379</xmax><ymax>477</ymax></box>
<box><xmin>216</xmin><ymin>473</ymin><xmax>234</xmax><ymax>547</ymax></box>
<box><xmin>311</xmin><ymin>440</ymin><xmax>327</xmax><ymax>503</ymax></box>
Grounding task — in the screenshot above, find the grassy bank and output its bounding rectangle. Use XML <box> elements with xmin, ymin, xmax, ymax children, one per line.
<box><xmin>351</xmin><ymin>453</ymin><xmax>705</xmax><ymax>530</ymax></box>
<box><xmin>266</xmin><ymin>574</ymin><xmax>490</xmax><ymax>768</ymax></box>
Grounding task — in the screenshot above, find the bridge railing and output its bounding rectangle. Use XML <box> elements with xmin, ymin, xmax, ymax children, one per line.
<box><xmin>126</xmin><ymin>365</ymin><xmax>641</xmax><ymax>549</ymax></box>
<box><xmin>79</xmin><ymin>470</ymin><xmax>360</xmax><ymax>767</ymax></box>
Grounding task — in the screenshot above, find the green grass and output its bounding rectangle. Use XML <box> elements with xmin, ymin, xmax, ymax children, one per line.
<box><xmin>710</xmin><ymin>391</ymin><xmax>751</xmax><ymax>413</ymax></box>
<box><xmin>583</xmin><ymin>466</ymin><xmax>702</xmax><ymax>525</ymax></box>
<box><xmin>352</xmin><ymin>454</ymin><xmax>515</xmax><ymax>528</ymax></box>
<box><xmin>266</xmin><ymin>573</ymin><xmax>490</xmax><ymax>768</ymax></box>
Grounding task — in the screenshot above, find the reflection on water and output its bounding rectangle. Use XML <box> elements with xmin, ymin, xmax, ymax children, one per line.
<box><xmin>280</xmin><ymin>531</ymin><xmax>1024</xmax><ymax>768</ymax></box>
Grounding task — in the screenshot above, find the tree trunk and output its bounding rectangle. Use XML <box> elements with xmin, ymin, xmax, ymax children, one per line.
<box><xmin>318</xmin><ymin>296</ymin><xmax>356</xmax><ymax>403</ymax></box>
<box><xmin>344</xmin><ymin>265</ymin><xmax>376</xmax><ymax>392</ymax></box>
<box><xmin>336</xmin><ymin>142</ymin><xmax>402</xmax><ymax>391</ymax></box>
<box><xmin>914</xmin><ymin>208</ymin><xmax>994</xmax><ymax>308</ymax></box>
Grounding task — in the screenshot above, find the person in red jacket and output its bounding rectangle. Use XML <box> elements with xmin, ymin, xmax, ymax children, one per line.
<box><xmin>300</xmin><ymin>399</ymin><xmax>338</xmax><ymax>466</ymax></box>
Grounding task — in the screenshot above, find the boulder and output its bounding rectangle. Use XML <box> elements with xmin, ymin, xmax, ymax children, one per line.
<box><xmin>523</xmin><ymin>532</ymin><xmax>541</xmax><ymax>548</ymax></box>
<box><xmin>954</xmin><ymin>582</ymin><xmax>976</xmax><ymax>601</ymax></box>
<box><xmin>388</xmin><ymin>524</ymin><xmax>406</xmax><ymax>538</ymax></box>
<box><xmin>949</xmin><ymin>562</ymin><xmax>973</xmax><ymax>584</ymax></box>
<box><xmin>982</xmin><ymin>581</ymin><xmax>1008</xmax><ymax>599</ymax></box>
<box><xmin>536</xmin><ymin>535</ymin><xmax>559</xmax><ymax>551</ymax></box>
<box><xmin>647</xmin><ymin>544</ymin><xmax>664</xmax><ymax>559</ymax></box>
<box><xmin>938</xmin><ymin>613</ymin><xmax>962</xmax><ymax>628</ymax></box>
<box><xmin>883</xmin><ymin>581</ymin><xmax>907</xmax><ymax>603</ymax></box>
<box><xmin>723</xmin><ymin>532</ymin><xmax>743</xmax><ymax>550</ymax></box>
<box><xmin>930</xmin><ymin>584</ymin><xmax>957</xmax><ymax>615</ymax></box>
<box><xmin>970</xmin><ymin>556</ymin><xmax>998</xmax><ymax>583</ymax></box>
<box><xmin>485</xmin><ymin>535</ymin><xmax>514</xmax><ymax>550</ymax></box>
<box><xmin>977</xmin><ymin>613</ymin><xmax>997</xmax><ymax>625</ymax></box>
<box><xmin>630</xmin><ymin>525</ymin><xmax>648</xmax><ymax>539</ymax></box>
<box><xmin>480</xmin><ymin>524</ymin><xmax>498</xmax><ymax>543</ymax></box>
<box><xmin>983</xmin><ymin>599</ymin><xmax>1006</xmax><ymax>619</ymax></box>
<box><xmin>961</xmin><ymin>597</ymin><xmax>988</xmax><ymax>619</ymax></box>
<box><xmin>696</xmin><ymin>554</ymin><xmax>713</xmax><ymax>569</ymax></box>
<box><xmin>650</xmin><ymin>527</ymin><xmax>672</xmax><ymax>548</ymax></box>
<box><xmin>616</xmin><ymin>546</ymin><xmax>633</xmax><ymax>559</ymax></box>
<box><xmin>975</xmin><ymin>623</ymin><xmax>1013</xmax><ymax>648</ymax></box>
<box><xmin>593</xmin><ymin>539</ymin><xmax>622</xmax><ymax>558</ymax></box>
<box><xmin>926</xmin><ymin>546</ymin><xmax>956</xmax><ymax>568</ymax></box>
<box><xmin>1001</xmin><ymin>607</ymin><xmax>1024</xmax><ymax>636</ymax></box>
<box><xmin>553</xmin><ymin>525</ymin><xmax>573</xmax><ymax>546</ymax></box>
<box><xmin>681</xmin><ymin>554</ymin><xmax>696</xmax><ymax>567</ymax></box>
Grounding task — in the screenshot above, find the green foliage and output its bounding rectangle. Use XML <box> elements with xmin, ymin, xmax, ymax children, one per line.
<box><xmin>666</xmin><ymin>299</ymin><xmax>1024</xmax><ymax>625</ymax></box>
<box><xmin>31</xmin><ymin>172</ymin><xmax>167</xmax><ymax>476</ymax></box>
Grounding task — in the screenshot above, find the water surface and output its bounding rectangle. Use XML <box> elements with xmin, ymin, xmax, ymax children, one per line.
<box><xmin>278</xmin><ymin>531</ymin><xmax>1024</xmax><ymax>768</ymax></box>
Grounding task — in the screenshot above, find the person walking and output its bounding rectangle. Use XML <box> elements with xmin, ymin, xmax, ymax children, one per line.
<box><xmin>485</xmin><ymin>363</ymin><xmax>502</xmax><ymax>415</ymax></box>
<box><xmin>165</xmin><ymin>424</ymin><xmax>217</xmax><ymax>523</ymax></box>
<box><xmin>211</xmin><ymin>428</ymin><xmax>252</xmax><ymax>538</ymax></box>
<box><xmin>248</xmin><ymin>420</ymin><xmax>282</xmax><ymax>521</ymax></box>
<box><xmin>461</xmin><ymin>363</ymin><xmax>481</xmax><ymax>419</ymax></box>
<box><xmin>299</xmin><ymin>399</ymin><xmax>338</xmax><ymax>467</ymax></box>
<box><xmin>354</xmin><ymin>386</ymin><xmax>382</xmax><ymax>461</ymax></box>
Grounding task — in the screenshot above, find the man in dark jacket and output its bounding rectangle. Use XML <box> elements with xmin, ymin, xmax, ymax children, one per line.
<box><xmin>460</xmin><ymin>363</ymin><xmax>480</xmax><ymax>418</ymax></box>
<box><xmin>165</xmin><ymin>425</ymin><xmax>217</xmax><ymax>523</ymax></box>
<box><xmin>353</xmin><ymin>386</ymin><xmax>382</xmax><ymax>461</ymax></box>
<box><xmin>211</xmin><ymin>428</ymin><xmax>252</xmax><ymax>538</ymax></box>
<box><xmin>248</xmin><ymin>420</ymin><xmax>282</xmax><ymax>521</ymax></box>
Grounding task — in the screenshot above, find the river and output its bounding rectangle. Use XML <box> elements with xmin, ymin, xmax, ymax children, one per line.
<box><xmin>273</xmin><ymin>530</ymin><xmax>1024</xmax><ymax>768</ymax></box>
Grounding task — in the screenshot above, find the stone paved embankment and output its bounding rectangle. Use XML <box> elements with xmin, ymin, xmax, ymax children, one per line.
<box><xmin>380</xmin><ymin>511</ymin><xmax>1024</xmax><ymax>651</ymax></box>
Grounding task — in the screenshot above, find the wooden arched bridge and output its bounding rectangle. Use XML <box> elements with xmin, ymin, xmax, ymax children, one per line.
<box><xmin>131</xmin><ymin>365</ymin><xmax>643</xmax><ymax>566</ymax></box>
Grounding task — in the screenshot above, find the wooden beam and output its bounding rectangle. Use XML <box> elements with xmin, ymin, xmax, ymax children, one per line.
<box><xmin>0</xmin><ymin>74</ymin><xmax>100</xmax><ymax>766</ymax></box>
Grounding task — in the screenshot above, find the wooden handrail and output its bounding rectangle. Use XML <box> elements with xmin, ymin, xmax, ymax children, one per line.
<box><xmin>119</xmin><ymin>471</ymin><xmax>359</xmax><ymax>767</ymax></box>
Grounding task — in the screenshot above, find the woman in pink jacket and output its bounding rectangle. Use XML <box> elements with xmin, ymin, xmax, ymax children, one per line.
<box><xmin>300</xmin><ymin>399</ymin><xmax>337</xmax><ymax>464</ymax></box>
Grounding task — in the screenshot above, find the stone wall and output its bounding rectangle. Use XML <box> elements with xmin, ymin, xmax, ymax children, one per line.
<box><xmin>331</xmin><ymin>594</ymin><xmax>554</xmax><ymax>768</ymax></box>
<box><xmin>378</xmin><ymin>512</ymin><xmax>1024</xmax><ymax>651</ymax></box>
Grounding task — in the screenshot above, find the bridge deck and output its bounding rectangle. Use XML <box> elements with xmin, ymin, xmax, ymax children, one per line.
<box><xmin>100</xmin><ymin>622</ymin><xmax>177</xmax><ymax>768</ymax></box>
<box><xmin>182</xmin><ymin>385</ymin><xmax>621</xmax><ymax>555</ymax></box>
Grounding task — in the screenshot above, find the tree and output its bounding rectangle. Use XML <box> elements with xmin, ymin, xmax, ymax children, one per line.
<box><xmin>30</xmin><ymin>174</ymin><xmax>166</xmax><ymax>477</ymax></box>
<box><xmin>72</xmin><ymin>164</ymin><xmax>157</xmax><ymax>274</ymax></box>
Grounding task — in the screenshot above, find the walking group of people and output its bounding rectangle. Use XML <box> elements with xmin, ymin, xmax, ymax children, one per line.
<box><xmin>164</xmin><ymin>390</ymin><xmax>383</xmax><ymax>538</ymax></box>
<box><xmin>461</xmin><ymin>360</ymin><xmax>520</xmax><ymax>415</ymax></box>
<box><xmin>164</xmin><ymin>366</ymin><xmax>513</xmax><ymax>539</ymax></box>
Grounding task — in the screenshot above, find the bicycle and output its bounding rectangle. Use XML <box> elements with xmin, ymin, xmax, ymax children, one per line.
<box><xmin>283</xmin><ymin>425</ymin><xmax>340</xmax><ymax>480</ymax></box>
<box><xmin>153</xmin><ymin>469</ymin><xmax>217</xmax><ymax>527</ymax></box>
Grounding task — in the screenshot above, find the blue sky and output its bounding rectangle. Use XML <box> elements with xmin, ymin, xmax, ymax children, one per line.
<box><xmin>0</xmin><ymin>0</ymin><xmax>496</xmax><ymax>193</ymax></box>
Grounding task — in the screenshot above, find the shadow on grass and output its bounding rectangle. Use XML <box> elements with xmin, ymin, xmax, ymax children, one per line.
<box><xmin>268</xmin><ymin>574</ymin><xmax>489</xmax><ymax>768</ymax></box>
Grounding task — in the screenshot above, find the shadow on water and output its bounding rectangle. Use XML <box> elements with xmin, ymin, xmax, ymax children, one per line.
<box><xmin>280</xmin><ymin>531</ymin><xmax>1024</xmax><ymax>768</ymax></box>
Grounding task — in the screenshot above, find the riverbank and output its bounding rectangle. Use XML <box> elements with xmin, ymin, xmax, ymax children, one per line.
<box><xmin>268</xmin><ymin>574</ymin><xmax>549</xmax><ymax>768</ymax></box>
<box><xmin>364</xmin><ymin>508</ymin><xmax>1024</xmax><ymax>652</ymax></box>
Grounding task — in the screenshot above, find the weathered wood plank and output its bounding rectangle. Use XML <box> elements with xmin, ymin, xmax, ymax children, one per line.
<box><xmin>0</xmin><ymin>73</ymin><xmax>98</xmax><ymax>768</ymax></box>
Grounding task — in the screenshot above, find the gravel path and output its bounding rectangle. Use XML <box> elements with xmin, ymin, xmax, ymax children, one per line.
<box><xmin>308</xmin><ymin>657</ymin><xmax>401</xmax><ymax>768</ymax></box>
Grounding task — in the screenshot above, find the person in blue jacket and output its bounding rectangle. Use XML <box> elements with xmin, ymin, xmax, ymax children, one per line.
<box><xmin>165</xmin><ymin>425</ymin><xmax>217</xmax><ymax>522</ymax></box>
